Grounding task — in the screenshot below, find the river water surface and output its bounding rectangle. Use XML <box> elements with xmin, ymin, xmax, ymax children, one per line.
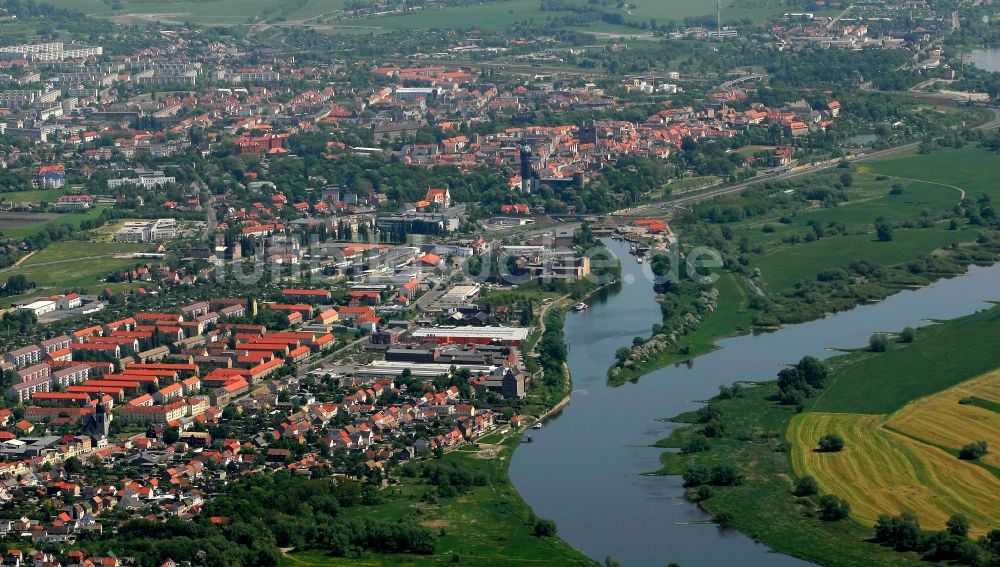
<box><xmin>509</xmin><ymin>239</ymin><xmax>1000</xmax><ymax>566</ymax></box>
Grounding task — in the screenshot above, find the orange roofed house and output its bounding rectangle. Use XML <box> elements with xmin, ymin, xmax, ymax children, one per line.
<box><xmin>425</xmin><ymin>187</ymin><xmax>451</xmax><ymax>208</ymax></box>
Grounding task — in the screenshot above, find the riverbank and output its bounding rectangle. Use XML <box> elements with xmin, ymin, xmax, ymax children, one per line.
<box><xmin>654</xmin><ymin>304</ymin><xmax>1000</xmax><ymax>567</ymax></box>
<box><xmin>512</xmin><ymin>232</ymin><xmax>1000</xmax><ymax>566</ymax></box>
<box><xmin>608</xmin><ymin>146</ymin><xmax>1000</xmax><ymax>387</ymax></box>
<box><xmin>608</xmin><ymin>271</ymin><xmax>757</xmax><ymax>386</ymax></box>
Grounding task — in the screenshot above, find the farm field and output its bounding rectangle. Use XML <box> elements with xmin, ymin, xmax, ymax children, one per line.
<box><xmin>788</xmin><ymin>412</ymin><xmax>1000</xmax><ymax>537</ymax></box>
<box><xmin>811</xmin><ymin>307</ymin><xmax>1000</xmax><ymax>414</ymax></box>
<box><xmin>888</xmin><ymin>369</ymin><xmax>1000</xmax><ymax>469</ymax></box>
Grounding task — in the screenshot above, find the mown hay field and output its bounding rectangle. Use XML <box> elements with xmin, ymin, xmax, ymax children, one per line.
<box><xmin>788</xmin><ymin>412</ymin><xmax>1000</xmax><ymax>536</ymax></box>
<box><xmin>888</xmin><ymin>369</ymin><xmax>1000</xmax><ymax>468</ymax></box>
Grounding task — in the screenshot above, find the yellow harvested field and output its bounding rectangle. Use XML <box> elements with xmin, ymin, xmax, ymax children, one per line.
<box><xmin>889</xmin><ymin>370</ymin><xmax>1000</xmax><ymax>468</ymax></box>
<box><xmin>789</xmin><ymin>412</ymin><xmax>1000</xmax><ymax>536</ymax></box>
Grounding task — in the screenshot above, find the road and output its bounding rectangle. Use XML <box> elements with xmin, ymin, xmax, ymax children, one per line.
<box><xmin>827</xmin><ymin>3</ymin><xmax>854</xmax><ymax>29</ymax></box>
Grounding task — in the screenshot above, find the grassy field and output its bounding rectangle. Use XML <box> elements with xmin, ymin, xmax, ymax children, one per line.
<box><xmin>0</xmin><ymin>206</ymin><xmax>108</xmax><ymax>239</ymax></box>
<box><xmin>862</xmin><ymin>147</ymin><xmax>1000</xmax><ymax>202</ymax></box>
<box><xmin>279</xmin><ymin>437</ymin><xmax>596</xmax><ymax>567</ymax></box>
<box><xmin>889</xmin><ymin>369</ymin><xmax>1000</xmax><ymax>469</ymax></box>
<box><xmin>0</xmin><ymin>189</ymin><xmax>63</xmax><ymax>204</ymax></box>
<box><xmin>788</xmin><ymin>412</ymin><xmax>1000</xmax><ymax>537</ymax></box>
<box><xmin>754</xmin><ymin>225</ymin><xmax>978</xmax><ymax>292</ymax></box>
<box><xmin>688</xmin><ymin>147</ymin><xmax>1000</xmax><ymax>295</ymax></box>
<box><xmin>811</xmin><ymin>307</ymin><xmax>1000</xmax><ymax>415</ymax></box>
<box><xmin>0</xmin><ymin>240</ymin><xmax>148</xmax><ymax>305</ymax></box>
<box><xmin>40</xmin><ymin>0</ymin><xmax>346</xmax><ymax>25</ymax></box>
<box><xmin>357</xmin><ymin>0</ymin><xmax>786</xmax><ymax>32</ymax></box>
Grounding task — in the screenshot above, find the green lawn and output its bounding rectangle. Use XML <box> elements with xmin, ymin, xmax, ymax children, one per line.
<box><xmin>811</xmin><ymin>306</ymin><xmax>1000</xmax><ymax>415</ymax></box>
<box><xmin>280</xmin><ymin>438</ymin><xmax>596</xmax><ymax>567</ymax></box>
<box><xmin>755</xmin><ymin>225</ymin><xmax>978</xmax><ymax>293</ymax></box>
<box><xmin>0</xmin><ymin>189</ymin><xmax>63</xmax><ymax>204</ymax></box>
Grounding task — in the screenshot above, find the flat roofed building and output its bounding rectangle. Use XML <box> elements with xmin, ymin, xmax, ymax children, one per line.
<box><xmin>409</xmin><ymin>326</ymin><xmax>530</xmax><ymax>346</ymax></box>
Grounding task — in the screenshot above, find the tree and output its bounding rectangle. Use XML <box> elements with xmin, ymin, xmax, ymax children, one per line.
<box><xmin>818</xmin><ymin>494</ymin><xmax>851</xmax><ymax>521</ymax></box>
<box><xmin>946</xmin><ymin>514</ymin><xmax>969</xmax><ymax>538</ymax></box>
<box><xmin>817</xmin><ymin>434</ymin><xmax>844</xmax><ymax>453</ymax></box>
<box><xmin>796</xmin><ymin>356</ymin><xmax>828</xmax><ymax>389</ymax></box>
<box><xmin>959</xmin><ymin>441</ymin><xmax>988</xmax><ymax>460</ymax></box>
<box><xmin>875</xmin><ymin>218</ymin><xmax>894</xmax><ymax>242</ymax></box>
<box><xmin>794</xmin><ymin>475</ymin><xmax>819</xmax><ymax>496</ymax></box>
<box><xmin>899</xmin><ymin>327</ymin><xmax>916</xmax><ymax>343</ymax></box>
<box><xmin>870</xmin><ymin>333</ymin><xmax>889</xmax><ymax>352</ymax></box>
<box><xmin>533</xmin><ymin>518</ymin><xmax>557</xmax><ymax>537</ymax></box>
<box><xmin>874</xmin><ymin>512</ymin><xmax>923</xmax><ymax>551</ymax></box>
<box><xmin>63</xmin><ymin>456</ymin><xmax>83</xmax><ymax>475</ymax></box>
<box><xmin>163</xmin><ymin>427</ymin><xmax>180</xmax><ymax>444</ymax></box>
<box><xmin>1</xmin><ymin>274</ymin><xmax>33</xmax><ymax>296</ymax></box>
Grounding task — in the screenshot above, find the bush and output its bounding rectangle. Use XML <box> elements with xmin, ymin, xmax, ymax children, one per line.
<box><xmin>959</xmin><ymin>441</ymin><xmax>988</xmax><ymax>460</ymax></box>
<box><xmin>817</xmin><ymin>434</ymin><xmax>845</xmax><ymax>453</ymax></box>
<box><xmin>899</xmin><ymin>326</ymin><xmax>916</xmax><ymax>343</ymax></box>
<box><xmin>818</xmin><ymin>494</ymin><xmax>851</xmax><ymax>521</ymax></box>
<box><xmin>870</xmin><ymin>333</ymin><xmax>889</xmax><ymax>352</ymax></box>
<box><xmin>874</xmin><ymin>513</ymin><xmax>922</xmax><ymax>551</ymax></box>
<box><xmin>713</xmin><ymin>511</ymin><xmax>734</xmax><ymax>526</ymax></box>
<box><xmin>709</xmin><ymin>465</ymin><xmax>743</xmax><ymax>486</ymax></box>
<box><xmin>682</xmin><ymin>464</ymin><xmax>743</xmax><ymax>487</ymax></box>
<box><xmin>532</xmin><ymin>518</ymin><xmax>557</xmax><ymax>537</ymax></box>
<box><xmin>693</xmin><ymin>485</ymin><xmax>713</xmax><ymax>501</ymax></box>
<box><xmin>681</xmin><ymin>436</ymin><xmax>710</xmax><ymax>454</ymax></box>
<box><xmin>875</xmin><ymin>219</ymin><xmax>894</xmax><ymax>242</ymax></box>
<box><xmin>794</xmin><ymin>475</ymin><xmax>819</xmax><ymax>496</ymax></box>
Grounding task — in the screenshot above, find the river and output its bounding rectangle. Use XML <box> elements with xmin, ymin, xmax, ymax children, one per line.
<box><xmin>966</xmin><ymin>47</ymin><xmax>1000</xmax><ymax>73</ymax></box>
<box><xmin>509</xmin><ymin>239</ymin><xmax>1000</xmax><ymax>567</ymax></box>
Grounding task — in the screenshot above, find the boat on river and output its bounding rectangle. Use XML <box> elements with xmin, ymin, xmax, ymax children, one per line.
<box><xmin>573</xmin><ymin>302</ymin><xmax>588</xmax><ymax>311</ymax></box>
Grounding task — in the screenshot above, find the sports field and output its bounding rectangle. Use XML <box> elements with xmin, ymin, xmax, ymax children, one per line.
<box><xmin>789</xmin><ymin>412</ymin><xmax>1000</xmax><ymax>537</ymax></box>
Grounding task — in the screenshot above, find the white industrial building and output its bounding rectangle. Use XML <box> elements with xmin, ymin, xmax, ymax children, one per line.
<box><xmin>18</xmin><ymin>300</ymin><xmax>56</xmax><ymax>317</ymax></box>
<box><xmin>113</xmin><ymin>218</ymin><xmax>177</xmax><ymax>243</ymax></box>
